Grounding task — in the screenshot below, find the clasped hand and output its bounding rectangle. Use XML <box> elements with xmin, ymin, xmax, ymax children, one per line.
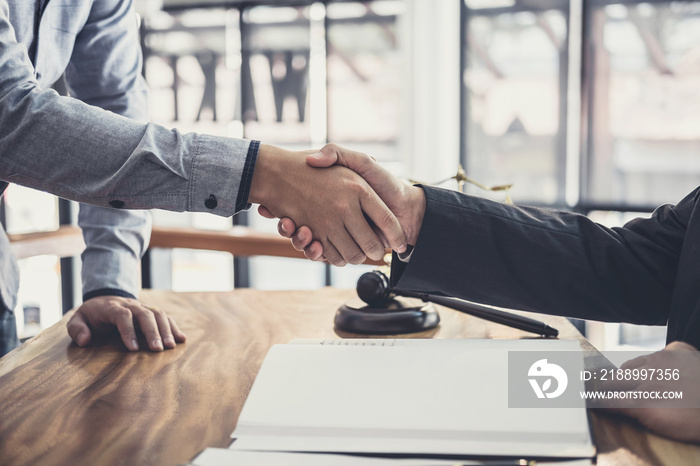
<box><xmin>249</xmin><ymin>143</ymin><xmax>415</xmax><ymax>266</ymax></box>
<box><xmin>257</xmin><ymin>143</ymin><xmax>426</xmax><ymax>260</ymax></box>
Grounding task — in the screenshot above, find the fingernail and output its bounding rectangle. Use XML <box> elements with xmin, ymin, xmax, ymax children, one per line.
<box><xmin>153</xmin><ymin>339</ymin><xmax>164</xmax><ymax>351</ymax></box>
<box><xmin>165</xmin><ymin>337</ymin><xmax>175</xmax><ymax>347</ymax></box>
<box><xmin>309</xmin><ymin>152</ymin><xmax>323</xmax><ymax>159</ymax></box>
<box><xmin>397</xmin><ymin>244</ymin><xmax>407</xmax><ymax>254</ymax></box>
<box><xmin>77</xmin><ymin>331</ymin><xmax>88</xmax><ymax>346</ymax></box>
<box><xmin>130</xmin><ymin>339</ymin><xmax>139</xmax><ymax>351</ymax></box>
<box><xmin>280</xmin><ymin>223</ymin><xmax>287</xmax><ymax>234</ymax></box>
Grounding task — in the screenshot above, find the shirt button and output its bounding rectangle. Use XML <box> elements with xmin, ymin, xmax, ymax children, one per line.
<box><xmin>109</xmin><ymin>200</ymin><xmax>125</xmax><ymax>208</ymax></box>
<box><xmin>205</xmin><ymin>195</ymin><xmax>218</xmax><ymax>209</ymax></box>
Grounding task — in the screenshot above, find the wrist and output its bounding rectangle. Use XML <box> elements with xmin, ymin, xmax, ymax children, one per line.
<box><xmin>248</xmin><ymin>144</ymin><xmax>317</xmax><ymax>209</ymax></box>
<box><xmin>405</xmin><ymin>185</ymin><xmax>426</xmax><ymax>246</ymax></box>
<box><xmin>248</xmin><ymin>144</ymin><xmax>282</xmax><ymax>206</ymax></box>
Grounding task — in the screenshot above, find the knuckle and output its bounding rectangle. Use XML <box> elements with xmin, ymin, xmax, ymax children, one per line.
<box><xmin>305</xmin><ymin>244</ymin><xmax>321</xmax><ymax>260</ymax></box>
<box><xmin>294</xmin><ymin>228</ymin><xmax>309</xmax><ymax>242</ymax></box>
<box><xmin>291</xmin><ymin>237</ymin><xmax>306</xmax><ymax>251</ymax></box>
<box><xmin>356</xmin><ymin>152</ymin><xmax>373</xmax><ymax>168</ymax></box>
<box><xmin>334</xmin><ymin>201</ymin><xmax>353</xmax><ymax>218</ymax></box>
<box><xmin>378</xmin><ymin>211</ymin><xmax>398</xmax><ymax>231</ymax></box>
<box><xmin>349</xmin><ymin>179</ymin><xmax>367</xmax><ymax>195</ymax></box>
<box><xmin>363</xmin><ymin>238</ymin><xmax>383</xmax><ymax>258</ymax></box>
<box><xmin>323</xmin><ymin>142</ymin><xmax>338</xmax><ymax>153</ymax></box>
<box><xmin>332</xmin><ymin>258</ymin><xmax>347</xmax><ymax>267</ymax></box>
<box><xmin>667</xmin><ymin>341</ymin><xmax>692</xmax><ymax>351</ymax></box>
<box><xmin>115</xmin><ymin>307</ymin><xmax>133</xmax><ymax>320</ymax></box>
<box><xmin>347</xmin><ymin>251</ymin><xmax>366</xmax><ymax>265</ymax></box>
<box><xmin>325</xmin><ymin>251</ymin><xmax>344</xmax><ymax>267</ymax></box>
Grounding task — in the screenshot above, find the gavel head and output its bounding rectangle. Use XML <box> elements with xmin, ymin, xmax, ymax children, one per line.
<box><xmin>356</xmin><ymin>270</ymin><xmax>393</xmax><ymax>307</ymax></box>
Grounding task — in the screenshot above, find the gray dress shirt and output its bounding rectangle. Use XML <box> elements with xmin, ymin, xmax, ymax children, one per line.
<box><xmin>0</xmin><ymin>0</ymin><xmax>258</xmax><ymax>313</ymax></box>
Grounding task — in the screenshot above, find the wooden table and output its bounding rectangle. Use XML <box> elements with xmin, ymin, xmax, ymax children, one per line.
<box><xmin>1</xmin><ymin>288</ymin><xmax>698</xmax><ymax>465</ymax></box>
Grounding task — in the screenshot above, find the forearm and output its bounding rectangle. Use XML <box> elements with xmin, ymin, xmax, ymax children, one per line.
<box><xmin>1</xmin><ymin>90</ymin><xmax>256</xmax><ymax>214</ymax></box>
<box><xmin>79</xmin><ymin>205</ymin><xmax>151</xmax><ymax>300</ymax></box>
<box><xmin>0</xmin><ymin>6</ymin><xmax>256</xmax><ymax>214</ymax></box>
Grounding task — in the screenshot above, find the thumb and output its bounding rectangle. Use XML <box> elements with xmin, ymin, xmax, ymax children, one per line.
<box><xmin>308</xmin><ymin>144</ymin><xmax>380</xmax><ymax>182</ymax></box>
<box><xmin>306</xmin><ymin>148</ymin><xmax>338</xmax><ymax>168</ymax></box>
<box><xmin>66</xmin><ymin>311</ymin><xmax>92</xmax><ymax>347</ymax></box>
<box><xmin>315</xmin><ymin>143</ymin><xmax>379</xmax><ymax>179</ymax></box>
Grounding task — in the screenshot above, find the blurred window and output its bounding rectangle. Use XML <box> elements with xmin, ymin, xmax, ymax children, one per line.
<box><xmin>462</xmin><ymin>1</ymin><xmax>569</xmax><ymax>204</ymax></box>
<box><xmin>584</xmin><ymin>1</ymin><xmax>700</xmax><ymax>207</ymax></box>
<box><xmin>327</xmin><ymin>1</ymin><xmax>404</xmax><ymax>163</ymax></box>
<box><xmin>2</xmin><ymin>186</ymin><xmax>62</xmax><ymax>339</ymax></box>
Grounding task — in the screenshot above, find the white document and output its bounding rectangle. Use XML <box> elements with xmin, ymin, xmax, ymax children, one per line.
<box><xmin>192</xmin><ymin>448</ymin><xmax>594</xmax><ymax>466</ymax></box>
<box><xmin>191</xmin><ymin>448</ymin><xmax>595</xmax><ymax>466</ymax></box>
<box><xmin>191</xmin><ymin>448</ymin><xmax>465</xmax><ymax>466</ymax></box>
<box><xmin>230</xmin><ymin>339</ymin><xmax>594</xmax><ymax>459</ymax></box>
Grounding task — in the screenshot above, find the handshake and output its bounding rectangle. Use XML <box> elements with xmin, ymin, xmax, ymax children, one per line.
<box><xmin>249</xmin><ymin>143</ymin><xmax>427</xmax><ymax>266</ymax></box>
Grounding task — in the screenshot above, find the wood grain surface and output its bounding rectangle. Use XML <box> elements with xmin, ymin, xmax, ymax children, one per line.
<box><xmin>0</xmin><ymin>288</ymin><xmax>698</xmax><ymax>465</ymax></box>
<box><xmin>7</xmin><ymin>224</ymin><xmax>386</xmax><ymax>265</ymax></box>
<box><xmin>149</xmin><ymin>226</ymin><xmax>385</xmax><ymax>266</ymax></box>
<box><xmin>8</xmin><ymin>225</ymin><xmax>85</xmax><ymax>260</ymax></box>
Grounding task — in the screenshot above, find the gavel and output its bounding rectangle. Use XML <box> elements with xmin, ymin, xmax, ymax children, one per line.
<box><xmin>356</xmin><ymin>270</ymin><xmax>558</xmax><ymax>338</ymax></box>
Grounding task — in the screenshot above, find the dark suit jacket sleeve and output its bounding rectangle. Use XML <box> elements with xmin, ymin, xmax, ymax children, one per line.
<box><xmin>391</xmin><ymin>186</ymin><xmax>699</xmax><ymax>326</ymax></box>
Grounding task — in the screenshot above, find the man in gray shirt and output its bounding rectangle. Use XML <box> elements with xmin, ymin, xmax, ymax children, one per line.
<box><xmin>0</xmin><ymin>0</ymin><xmax>406</xmax><ymax>356</ymax></box>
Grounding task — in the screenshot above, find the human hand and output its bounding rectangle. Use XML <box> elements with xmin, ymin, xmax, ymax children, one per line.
<box><xmin>259</xmin><ymin>143</ymin><xmax>426</xmax><ymax>261</ymax></box>
<box><xmin>599</xmin><ymin>341</ymin><xmax>700</xmax><ymax>443</ymax></box>
<box><xmin>249</xmin><ymin>144</ymin><xmax>407</xmax><ymax>266</ymax></box>
<box><xmin>66</xmin><ymin>296</ymin><xmax>186</xmax><ymax>352</ymax></box>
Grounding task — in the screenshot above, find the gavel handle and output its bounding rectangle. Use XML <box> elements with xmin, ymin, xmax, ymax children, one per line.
<box><xmin>397</xmin><ymin>290</ymin><xmax>558</xmax><ymax>338</ymax></box>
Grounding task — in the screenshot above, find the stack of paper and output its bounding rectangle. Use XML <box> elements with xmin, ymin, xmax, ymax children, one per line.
<box><xmin>191</xmin><ymin>339</ymin><xmax>595</xmax><ymax>465</ymax></box>
<box><xmin>190</xmin><ymin>449</ymin><xmax>594</xmax><ymax>465</ymax></box>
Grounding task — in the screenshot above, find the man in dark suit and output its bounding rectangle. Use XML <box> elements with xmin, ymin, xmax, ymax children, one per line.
<box><xmin>267</xmin><ymin>144</ymin><xmax>700</xmax><ymax>444</ymax></box>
